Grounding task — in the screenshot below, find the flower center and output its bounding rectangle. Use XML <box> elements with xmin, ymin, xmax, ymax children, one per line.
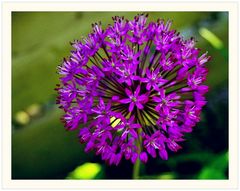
<box><xmin>152</xmin><ymin>76</ymin><xmax>156</xmax><ymax>81</ymax></box>
<box><xmin>131</xmin><ymin>97</ymin><xmax>137</xmax><ymax>102</ymax></box>
<box><xmin>162</xmin><ymin>98</ymin><xmax>168</xmax><ymax>104</ymax></box>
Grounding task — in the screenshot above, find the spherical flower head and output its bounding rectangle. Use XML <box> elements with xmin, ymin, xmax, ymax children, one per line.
<box><xmin>56</xmin><ymin>13</ymin><xmax>210</xmax><ymax>166</ymax></box>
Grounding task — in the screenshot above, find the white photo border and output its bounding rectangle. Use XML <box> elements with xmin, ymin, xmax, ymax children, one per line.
<box><xmin>1</xmin><ymin>1</ymin><xmax>239</xmax><ymax>190</ymax></box>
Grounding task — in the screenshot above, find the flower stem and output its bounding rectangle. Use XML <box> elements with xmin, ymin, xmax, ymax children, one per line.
<box><xmin>133</xmin><ymin>157</ymin><xmax>141</xmax><ymax>179</ymax></box>
<box><xmin>133</xmin><ymin>128</ymin><xmax>142</xmax><ymax>179</ymax></box>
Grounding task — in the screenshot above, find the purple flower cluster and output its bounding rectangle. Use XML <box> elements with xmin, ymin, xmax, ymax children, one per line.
<box><xmin>56</xmin><ymin>13</ymin><xmax>210</xmax><ymax>165</ymax></box>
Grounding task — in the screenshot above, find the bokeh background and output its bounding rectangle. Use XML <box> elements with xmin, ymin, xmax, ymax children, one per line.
<box><xmin>12</xmin><ymin>12</ymin><xmax>228</xmax><ymax>179</ymax></box>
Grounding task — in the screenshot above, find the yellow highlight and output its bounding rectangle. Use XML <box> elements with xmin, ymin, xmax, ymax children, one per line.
<box><xmin>67</xmin><ymin>163</ymin><xmax>102</xmax><ymax>179</ymax></box>
<box><xmin>199</xmin><ymin>27</ymin><xmax>224</xmax><ymax>49</ymax></box>
<box><xmin>110</xmin><ymin>116</ymin><xmax>116</xmax><ymax>123</ymax></box>
<box><xmin>26</xmin><ymin>103</ymin><xmax>41</xmax><ymax>117</ymax></box>
<box><xmin>157</xmin><ymin>173</ymin><xmax>175</xmax><ymax>179</ymax></box>
<box><xmin>15</xmin><ymin>111</ymin><xmax>30</xmax><ymax>125</ymax></box>
<box><xmin>110</xmin><ymin>116</ymin><xmax>121</xmax><ymax>128</ymax></box>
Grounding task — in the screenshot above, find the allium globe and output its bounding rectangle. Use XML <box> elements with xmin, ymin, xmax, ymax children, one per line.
<box><xmin>56</xmin><ymin>13</ymin><xmax>210</xmax><ymax>166</ymax></box>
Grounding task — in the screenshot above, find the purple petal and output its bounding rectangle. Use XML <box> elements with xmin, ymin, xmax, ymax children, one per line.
<box><xmin>115</xmin><ymin>153</ymin><xmax>122</xmax><ymax>166</ymax></box>
<box><xmin>140</xmin><ymin>78</ymin><xmax>149</xmax><ymax>83</ymax></box>
<box><xmin>146</xmin><ymin>68</ymin><xmax>151</xmax><ymax>78</ymax></box>
<box><xmin>106</xmin><ymin>101</ymin><xmax>112</xmax><ymax>110</ymax></box>
<box><xmin>135</xmin><ymin>85</ymin><xmax>141</xmax><ymax>96</ymax></box>
<box><xmin>83</xmin><ymin>114</ymin><xmax>88</xmax><ymax>123</ymax></box>
<box><xmin>138</xmin><ymin>94</ymin><xmax>148</xmax><ymax>102</ymax></box>
<box><xmin>140</xmin><ymin>152</ymin><xmax>148</xmax><ymax>163</ymax></box>
<box><xmin>167</xmin><ymin>140</ymin><xmax>182</xmax><ymax>152</ymax></box>
<box><xmin>126</xmin><ymin>79</ymin><xmax>132</xmax><ymax>86</ymax></box>
<box><xmin>131</xmin><ymin>153</ymin><xmax>138</xmax><ymax>164</ymax></box>
<box><xmin>131</xmin><ymin>123</ymin><xmax>141</xmax><ymax>129</ymax></box>
<box><xmin>159</xmin><ymin>89</ymin><xmax>165</xmax><ymax>98</ymax></box>
<box><xmin>146</xmin><ymin>83</ymin><xmax>151</xmax><ymax>90</ymax></box>
<box><xmin>155</xmin><ymin>67</ymin><xmax>160</xmax><ymax>74</ymax></box>
<box><xmin>180</xmin><ymin>87</ymin><xmax>191</xmax><ymax>92</ymax></box>
<box><xmin>109</xmin><ymin>154</ymin><xmax>116</xmax><ymax>165</ymax></box>
<box><xmin>153</xmin><ymin>84</ymin><xmax>160</xmax><ymax>91</ymax></box>
<box><xmin>136</xmin><ymin>102</ymin><xmax>144</xmax><ymax>110</ymax></box>
<box><xmin>195</xmin><ymin>100</ymin><xmax>207</xmax><ymax>107</ymax></box>
<box><xmin>161</xmin><ymin>123</ymin><xmax>167</xmax><ymax>131</ymax></box>
<box><xmin>106</xmin><ymin>132</ymin><xmax>113</xmax><ymax>141</ymax></box>
<box><xmin>119</xmin><ymin>98</ymin><xmax>131</xmax><ymax>104</ymax></box>
<box><xmin>99</xmin><ymin>98</ymin><xmax>105</xmax><ymax>108</ymax></box>
<box><xmin>147</xmin><ymin>147</ymin><xmax>156</xmax><ymax>158</ymax></box>
<box><xmin>125</xmin><ymin>88</ymin><xmax>132</xmax><ymax>97</ymax></box>
<box><xmin>177</xmin><ymin>66</ymin><xmax>188</xmax><ymax>80</ymax></box>
<box><xmin>112</xmin><ymin>95</ymin><xmax>119</xmax><ymax>101</ymax></box>
<box><xmin>197</xmin><ymin>85</ymin><xmax>209</xmax><ymax>94</ymax></box>
<box><xmin>130</xmin><ymin>129</ymin><xmax>138</xmax><ymax>139</ymax></box>
<box><xmin>153</xmin><ymin>96</ymin><xmax>162</xmax><ymax>102</ymax></box>
<box><xmin>128</xmin><ymin>116</ymin><xmax>135</xmax><ymax>123</ymax></box>
<box><xmin>85</xmin><ymin>140</ymin><xmax>94</xmax><ymax>152</ymax></box>
<box><xmin>78</xmin><ymin>127</ymin><xmax>89</xmax><ymax>136</ymax></box>
<box><xmin>121</xmin><ymin>130</ymin><xmax>128</xmax><ymax>140</ymax></box>
<box><xmin>129</xmin><ymin>102</ymin><xmax>135</xmax><ymax>112</ymax></box>
<box><xmin>91</xmin><ymin>108</ymin><xmax>101</xmax><ymax>114</ymax></box>
<box><xmin>132</xmin><ymin>75</ymin><xmax>140</xmax><ymax>80</ymax></box>
<box><xmin>159</xmin><ymin>149</ymin><xmax>168</xmax><ymax>160</ymax></box>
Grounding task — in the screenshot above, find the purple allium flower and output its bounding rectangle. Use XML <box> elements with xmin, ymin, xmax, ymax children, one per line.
<box><xmin>56</xmin><ymin>13</ymin><xmax>210</xmax><ymax>165</ymax></box>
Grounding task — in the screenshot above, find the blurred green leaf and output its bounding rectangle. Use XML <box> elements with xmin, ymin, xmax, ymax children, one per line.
<box><xmin>198</xmin><ymin>152</ymin><xmax>228</xmax><ymax>179</ymax></box>
<box><xmin>199</xmin><ymin>27</ymin><xmax>224</xmax><ymax>50</ymax></box>
<box><xmin>199</xmin><ymin>27</ymin><xmax>228</xmax><ymax>61</ymax></box>
<box><xmin>140</xmin><ymin>172</ymin><xmax>176</xmax><ymax>179</ymax></box>
<box><xmin>198</xmin><ymin>168</ymin><xmax>225</xmax><ymax>179</ymax></box>
<box><xmin>12</xmin><ymin>109</ymin><xmax>94</xmax><ymax>179</ymax></box>
<box><xmin>66</xmin><ymin>163</ymin><xmax>103</xmax><ymax>179</ymax></box>
<box><xmin>157</xmin><ymin>172</ymin><xmax>176</xmax><ymax>179</ymax></box>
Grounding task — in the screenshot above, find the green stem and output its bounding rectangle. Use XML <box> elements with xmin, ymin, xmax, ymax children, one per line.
<box><xmin>133</xmin><ymin>157</ymin><xmax>140</xmax><ymax>179</ymax></box>
<box><xmin>132</xmin><ymin>128</ymin><xmax>142</xmax><ymax>179</ymax></box>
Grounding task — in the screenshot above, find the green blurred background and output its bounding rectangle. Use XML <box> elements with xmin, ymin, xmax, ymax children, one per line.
<box><xmin>12</xmin><ymin>12</ymin><xmax>228</xmax><ymax>179</ymax></box>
